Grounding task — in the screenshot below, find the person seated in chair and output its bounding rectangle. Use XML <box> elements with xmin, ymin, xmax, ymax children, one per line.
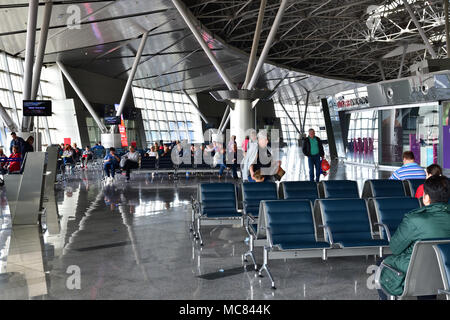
<box><xmin>22</xmin><ymin>136</ymin><xmax>34</xmax><ymax>157</ymax></box>
<box><xmin>60</xmin><ymin>144</ymin><xmax>75</xmax><ymax>174</ymax></box>
<box><xmin>121</xmin><ymin>145</ymin><xmax>140</xmax><ymax>181</ymax></box>
<box><xmin>0</xmin><ymin>148</ymin><xmax>7</xmax><ymax>174</ymax></box>
<box><xmin>81</xmin><ymin>146</ymin><xmax>93</xmax><ymax>169</ymax></box>
<box><xmin>377</xmin><ymin>175</ymin><xmax>450</xmax><ymax>299</ymax></box>
<box><xmin>104</xmin><ymin>147</ymin><xmax>120</xmax><ymax>182</ymax></box>
<box><xmin>415</xmin><ymin>164</ymin><xmax>442</xmax><ymax>199</ymax></box>
<box><xmin>7</xmin><ymin>146</ymin><xmax>22</xmax><ymax>173</ymax></box>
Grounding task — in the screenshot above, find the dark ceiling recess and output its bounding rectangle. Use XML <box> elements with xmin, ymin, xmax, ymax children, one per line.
<box><xmin>185</xmin><ymin>0</ymin><xmax>449</xmax><ymax>83</ymax></box>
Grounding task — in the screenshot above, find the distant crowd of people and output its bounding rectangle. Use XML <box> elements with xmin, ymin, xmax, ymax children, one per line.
<box><xmin>0</xmin><ymin>132</ymin><xmax>35</xmax><ymax>174</ymax></box>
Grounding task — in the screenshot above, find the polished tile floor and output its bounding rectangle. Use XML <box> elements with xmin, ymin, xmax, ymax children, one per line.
<box><xmin>0</xmin><ymin>148</ymin><xmax>395</xmax><ymax>299</ymax></box>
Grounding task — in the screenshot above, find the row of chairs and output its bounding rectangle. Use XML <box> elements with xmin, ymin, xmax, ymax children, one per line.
<box><xmin>191</xmin><ymin>181</ymin><xmax>450</xmax><ymax>298</ymax></box>
<box><xmin>139</xmin><ymin>156</ymin><xmax>237</xmax><ymax>176</ymax></box>
<box><xmin>249</xmin><ymin>197</ymin><xmax>418</xmax><ymax>289</ymax></box>
<box><xmin>191</xmin><ymin>180</ymin><xmax>428</xmax><ymax>247</ymax></box>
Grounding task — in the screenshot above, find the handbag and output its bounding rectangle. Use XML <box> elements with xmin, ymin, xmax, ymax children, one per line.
<box><xmin>120</xmin><ymin>156</ymin><xmax>127</xmax><ymax>168</ymax></box>
<box><xmin>274</xmin><ymin>166</ymin><xmax>285</xmax><ymax>181</ymax></box>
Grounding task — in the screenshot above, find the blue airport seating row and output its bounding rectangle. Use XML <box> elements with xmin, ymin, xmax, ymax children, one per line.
<box><xmin>191</xmin><ymin>180</ymin><xmax>450</xmax><ymax>293</ymax></box>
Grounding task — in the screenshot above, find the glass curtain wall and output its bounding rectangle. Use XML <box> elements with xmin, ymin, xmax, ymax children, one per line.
<box><xmin>273</xmin><ymin>100</ymin><xmax>327</xmax><ymax>145</ymax></box>
<box><xmin>0</xmin><ymin>52</ymin><xmax>54</xmax><ymax>151</ymax></box>
<box><xmin>132</xmin><ymin>86</ymin><xmax>203</xmax><ymax>148</ymax></box>
<box><xmin>380</xmin><ymin>103</ymin><xmax>440</xmax><ymax>166</ymax></box>
<box><xmin>347</xmin><ymin>110</ymin><xmax>378</xmax><ymax>164</ymax></box>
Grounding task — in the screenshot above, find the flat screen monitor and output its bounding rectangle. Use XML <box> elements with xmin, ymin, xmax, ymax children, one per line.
<box><xmin>104</xmin><ymin>116</ymin><xmax>121</xmax><ymax>125</ymax></box>
<box><xmin>23</xmin><ymin>100</ymin><xmax>52</xmax><ymax>116</ymax></box>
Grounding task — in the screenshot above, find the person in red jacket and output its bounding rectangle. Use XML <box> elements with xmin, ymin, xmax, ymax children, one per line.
<box><xmin>415</xmin><ymin>164</ymin><xmax>443</xmax><ymax>198</ymax></box>
<box><xmin>8</xmin><ymin>146</ymin><xmax>22</xmax><ymax>173</ymax></box>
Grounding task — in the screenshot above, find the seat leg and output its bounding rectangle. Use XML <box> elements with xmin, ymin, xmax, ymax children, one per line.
<box><xmin>258</xmin><ymin>246</ymin><xmax>275</xmax><ymax>289</ymax></box>
<box><xmin>197</xmin><ymin>217</ymin><xmax>203</xmax><ymax>246</ymax></box>
<box><xmin>243</xmin><ymin>235</ymin><xmax>258</xmax><ymax>271</ymax></box>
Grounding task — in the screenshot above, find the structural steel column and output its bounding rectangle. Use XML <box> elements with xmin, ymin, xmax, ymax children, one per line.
<box><xmin>31</xmin><ymin>0</ymin><xmax>53</xmax><ymax>100</ymax></box>
<box><xmin>243</xmin><ymin>0</ymin><xmax>267</xmax><ymax>88</ymax></box>
<box><xmin>182</xmin><ymin>89</ymin><xmax>209</xmax><ymax>124</ymax></box>
<box><xmin>302</xmin><ymin>90</ymin><xmax>310</xmax><ymax>134</ymax></box>
<box><xmin>57</xmin><ymin>61</ymin><xmax>107</xmax><ymax>133</ymax></box>
<box><xmin>321</xmin><ymin>98</ymin><xmax>338</xmax><ymax>160</ymax></box>
<box><xmin>115</xmin><ymin>31</ymin><xmax>149</xmax><ymax>119</ymax></box>
<box><xmin>21</xmin><ymin>0</ymin><xmax>39</xmax><ymax>132</ymax></box>
<box><xmin>279</xmin><ymin>100</ymin><xmax>301</xmax><ymax>135</ymax></box>
<box><xmin>171</xmin><ymin>0</ymin><xmax>237</xmax><ymax>90</ymax></box>
<box><xmin>0</xmin><ymin>103</ymin><xmax>19</xmax><ymax>132</ymax></box>
<box><xmin>247</xmin><ymin>0</ymin><xmax>288</xmax><ymax>90</ymax></box>
<box><xmin>398</xmin><ymin>44</ymin><xmax>407</xmax><ymax>79</ymax></box>
<box><xmin>445</xmin><ymin>0</ymin><xmax>450</xmax><ymax>58</ymax></box>
<box><xmin>403</xmin><ymin>0</ymin><xmax>437</xmax><ymax>58</ymax></box>
<box><xmin>218</xmin><ymin>105</ymin><xmax>230</xmax><ymax>130</ymax></box>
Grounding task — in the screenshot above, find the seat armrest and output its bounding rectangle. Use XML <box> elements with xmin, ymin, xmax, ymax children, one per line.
<box><xmin>374</xmin><ymin>222</ymin><xmax>392</xmax><ymax>241</ymax></box>
<box><xmin>266</xmin><ymin>226</ymin><xmax>274</xmax><ymax>249</ymax></box>
<box><xmin>380</xmin><ymin>262</ymin><xmax>403</xmax><ymax>277</ymax></box>
<box><xmin>318</xmin><ymin>224</ymin><xmax>334</xmax><ymax>245</ymax></box>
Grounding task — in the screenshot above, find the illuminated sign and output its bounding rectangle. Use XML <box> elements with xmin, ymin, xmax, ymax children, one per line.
<box><xmin>336</xmin><ymin>96</ymin><xmax>369</xmax><ymax>109</ymax></box>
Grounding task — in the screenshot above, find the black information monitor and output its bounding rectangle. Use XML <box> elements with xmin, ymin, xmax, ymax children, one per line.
<box><xmin>23</xmin><ymin>100</ymin><xmax>52</xmax><ymax>116</ymax></box>
<box><xmin>104</xmin><ymin>116</ymin><xmax>121</xmax><ymax>125</ymax></box>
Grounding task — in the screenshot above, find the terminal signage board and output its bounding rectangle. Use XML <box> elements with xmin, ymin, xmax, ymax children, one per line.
<box><xmin>114</xmin><ymin>104</ymin><xmax>128</xmax><ymax>147</ymax></box>
<box><xmin>335</xmin><ymin>96</ymin><xmax>370</xmax><ymax>110</ymax></box>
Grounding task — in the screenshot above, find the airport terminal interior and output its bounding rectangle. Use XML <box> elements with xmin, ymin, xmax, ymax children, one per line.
<box><xmin>0</xmin><ymin>0</ymin><xmax>450</xmax><ymax>301</ymax></box>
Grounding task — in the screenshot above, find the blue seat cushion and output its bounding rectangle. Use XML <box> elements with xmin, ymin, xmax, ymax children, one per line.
<box><xmin>200</xmin><ymin>183</ymin><xmax>238</xmax><ymax>217</ymax></box>
<box><xmin>243</xmin><ymin>182</ymin><xmax>278</xmax><ymax>216</ymax></box>
<box><xmin>282</xmin><ymin>181</ymin><xmax>318</xmax><ymax>200</ymax></box>
<box><xmin>320</xmin><ymin>199</ymin><xmax>376</xmax><ymax>244</ymax></box>
<box><xmin>277</xmin><ymin>241</ymin><xmax>330</xmax><ymax>250</ymax></box>
<box><xmin>370</xmin><ymin>180</ymin><xmax>405</xmax><ymax>197</ymax></box>
<box><xmin>374</xmin><ymin>197</ymin><xmax>420</xmax><ymax>236</ymax></box>
<box><xmin>322</xmin><ymin>180</ymin><xmax>359</xmax><ymax>199</ymax></box>
<box><xmin>265</xmin><ymin>200</ymin><xmax>320</xmax><ymax>248</ymax></box>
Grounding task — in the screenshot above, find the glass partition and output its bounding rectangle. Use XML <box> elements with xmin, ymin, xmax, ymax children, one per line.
<box><xmin>379</xmin><ymin>103</ymin><xmax>439</xmax><ymax>166</ymax></box>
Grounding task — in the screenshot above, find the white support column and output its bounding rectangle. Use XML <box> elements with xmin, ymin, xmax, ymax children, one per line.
<box><xmin>246</xmin><ymin>0</ymin><xmax>288</xmax><ymax>90</ymax></box>
<box><xmin>230</xmin><ymin>99</ymin><xmax>253</xmax><ymax>146</ymax></box>
<box><xmin>171</xmin><ymin>0</ymin><xmax>237</xmax><ymax>90</ymax></box>
<box><xmin>21</xmin><ymin>0</ymin><xmax>39</xmax><ymax>132</ymax></box>
<box><xmin>115</xmin><ymin>31</ymin><xmax>149</xmax><ymax>119</ymax></box>
<box><xmin>31</xmin><ymin>0</ymin><xmax>53</xmax><ymax>100</ymax></box>
<box><xmin>402</xmin><ymin>0</ymin><xmax>437</xmax><ymax>58</ymax></box>
<box><xmin>57</xmin><ymin>61</ymin><xmax>107</xmax><ymax>133</ymax></box>
<box><xmin>243</xmin><ymin>0</ymin><xmax>267</xmax><ymax>89</ymax></box>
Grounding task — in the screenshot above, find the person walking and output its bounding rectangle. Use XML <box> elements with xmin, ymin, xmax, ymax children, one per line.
<box><xmin>302</xmin><ymin>128</ymin><xmax>325</xmax><ymax>182</ymax></box>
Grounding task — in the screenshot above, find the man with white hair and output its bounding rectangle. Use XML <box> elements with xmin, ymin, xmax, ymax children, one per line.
<box><xmin>247</xmin><ymin>130</ymin><xmax>281</xmax><ymax>182</ymax></box>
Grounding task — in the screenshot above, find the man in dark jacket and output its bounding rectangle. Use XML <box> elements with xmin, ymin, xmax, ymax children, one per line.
<box><xmin>378</xmin><ymin>175</ymin><xmax>450</xmax><ymax>298</ymax></box>
<box><xmin>10</xmin><ymin>132</ymin><xmax>25</xmax><ymax>156</ymax></box>
<box><xmin>302</xmin><ymin>128</ymin><xmax>325</xmax><ymax>182</ymax></box>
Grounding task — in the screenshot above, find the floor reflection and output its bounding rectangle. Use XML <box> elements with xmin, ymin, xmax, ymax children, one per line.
<box><xmin>0</xmin><ymin>146</ymin><xmax>398</xmax><ymax>299</ymax></box>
